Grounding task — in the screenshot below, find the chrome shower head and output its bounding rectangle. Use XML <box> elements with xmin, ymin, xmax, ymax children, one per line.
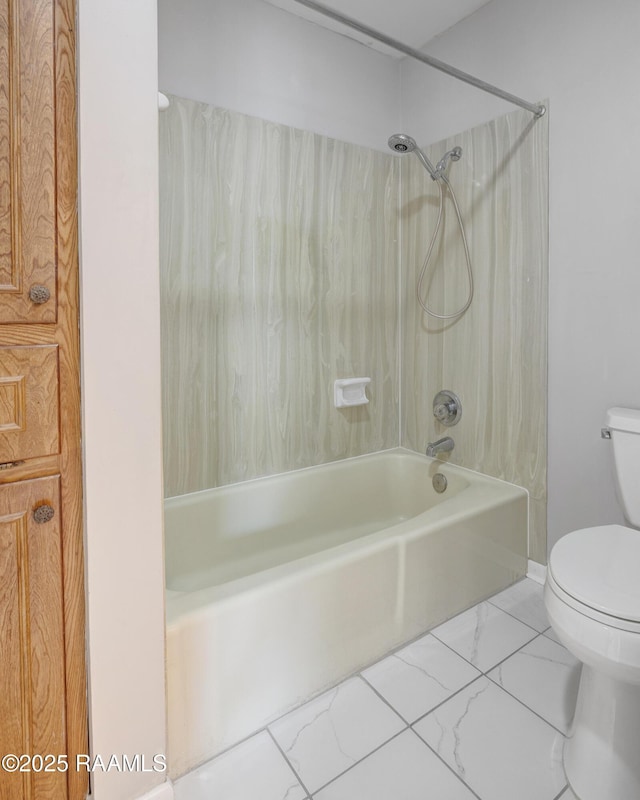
<box><xmin>389</xmin><ymin>134</ymin><xmax>464</xmax><ymax>181</ymax></box>
<box><xmin>388</xmin><ymin>133</ymin><xmax>438</xmax><ymax>179</ymax></box>
<box><xmin>388</xmin><ymin>133</ymin><xmax>417</xmax><ymax>153</ymax></box>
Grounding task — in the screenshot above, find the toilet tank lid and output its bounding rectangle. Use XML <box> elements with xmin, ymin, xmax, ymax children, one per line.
<box><xmin>606</xmin><ymin>406</ymin><xmax>640</xmax><ymax>434</ymax></box>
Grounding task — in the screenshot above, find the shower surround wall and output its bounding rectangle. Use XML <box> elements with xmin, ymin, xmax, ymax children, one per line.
<box><xmin>160</xmin><ymin>97</ymin><xmax>400</xmax><ymax>496</ymax></box>
<box><xmin>401</xmin><ymin>107</ymin><xmax>549</xmax><ymax>562</ymax></box>
<box><xmin>160</xmin><ymin>97</ymin><xmax>548</xmax><ymax>561</ymax></box>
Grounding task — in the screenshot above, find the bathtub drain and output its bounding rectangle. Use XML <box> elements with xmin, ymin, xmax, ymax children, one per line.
<box><xmin>432</xmin><ymin>473</ymin><xmax>448</xmax><ymax>493</ymax></box>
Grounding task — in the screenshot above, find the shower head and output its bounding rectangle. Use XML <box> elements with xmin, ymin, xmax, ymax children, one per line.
<box><xmin>388</xmin><ymin>134</ymin><xmax>463</xmax><ymax>181</ymax></box>
<box><xmin>388</xmin><ymin>133</ymin><xmax>438</xmax><ymax>180</ymax></box>
<box><xmin>388</xmin><ymin>133</ymin><xmax>417</xmax><ymax>153</ymax></box>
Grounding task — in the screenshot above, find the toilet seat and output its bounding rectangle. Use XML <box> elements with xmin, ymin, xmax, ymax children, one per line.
<box><xmin>548</xmin><ymin>524</ymin><xmax>640</xmax><ymax>627</ymax></box>
<box><xmin>547</xmin><ymin>569</ymin><xmax>640</xmax><ymax>634</ymax></box>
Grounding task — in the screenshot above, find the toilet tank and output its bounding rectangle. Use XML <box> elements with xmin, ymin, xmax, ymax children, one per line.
<box><xmin>607</xmin><ymin>407</ymin><xmax>640</xmax><ymax>526</ymax></box>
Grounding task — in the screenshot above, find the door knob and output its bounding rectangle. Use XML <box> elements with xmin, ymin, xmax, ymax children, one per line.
<box><xmin>29</xmin><ymin>284</ymin><xmax>51</xmax><ymax>304</ymax></box>
<box><xmin>33</xmin><ymin>504</ymin><xmax>55</xmax><ymax>524</ymax></box>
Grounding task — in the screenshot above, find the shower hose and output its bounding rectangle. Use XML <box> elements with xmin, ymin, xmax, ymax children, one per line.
<box><xmin>417</xmin><ymin>174</ymin><xmax>474</xmax><ymax>320</ymax></box>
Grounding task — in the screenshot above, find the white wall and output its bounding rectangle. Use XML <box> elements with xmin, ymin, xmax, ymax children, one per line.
<box><xmin>78</xmin><ymin>1</ymin><xmax>170</xmax><ymax>798</ymax></box>
<box><xmin>157</xmin><ymin>0</ymin><xmax>400</xmax><ymax>151</ymax></box>
<box><xmin>402</xmin><ymin>0</ymin><xmax>640</xmax><ymax>553</ymax></box>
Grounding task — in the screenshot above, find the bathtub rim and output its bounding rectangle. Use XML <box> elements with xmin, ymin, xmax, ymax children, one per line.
<box><xmin>164</xmin><ymin>446</ymin><xmax>526</xmax><ymax>504</ymax></box>
<box><xmin>165</xmin><ymin>448</ymin><xmax>529</xmax><ymax>624</ymax></box>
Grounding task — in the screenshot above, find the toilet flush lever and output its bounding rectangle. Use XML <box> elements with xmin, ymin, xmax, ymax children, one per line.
<box><xmin>601</xmin><ymin>428</ymin><xmax>612</xmax><ymax>439</ymax></box>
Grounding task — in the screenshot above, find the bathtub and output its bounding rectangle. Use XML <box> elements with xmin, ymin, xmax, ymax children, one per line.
<box><xmin>165</xmin><ymin>448</ymin><xmax>528</xmax><ymax>777</ymax></box>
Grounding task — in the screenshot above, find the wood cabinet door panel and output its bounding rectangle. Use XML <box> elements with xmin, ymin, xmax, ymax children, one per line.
<box><xmin>0</xmin><ymin>475</ymin><xmax>67</xmax><ymax>800</ymax></box>
<box><xmin>0</xmin><ymin>346</ymin><xmax>59</xmax><ymax>463</ymax></box>
<box><xmin>0</xmin><ymin>0</ymin><xmax>57</xmax><ymax>325</ymax></box>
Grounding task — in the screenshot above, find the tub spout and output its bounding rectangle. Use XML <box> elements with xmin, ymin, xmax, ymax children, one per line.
<box><xmin>426</xmin><ymin>436</ymin><xmax>455</xmax><ymax>458</ymax></box>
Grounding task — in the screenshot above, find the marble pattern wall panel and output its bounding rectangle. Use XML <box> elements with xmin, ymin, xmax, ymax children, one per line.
<box><xmin>160</xmin><ymin>97</ymin><xmax>399</xmax><ymax>496</ymax></box>
<box><xmin>401</xmin><ymin>107</ymin><xmax>548</xmax><ymax>562</ymax></box>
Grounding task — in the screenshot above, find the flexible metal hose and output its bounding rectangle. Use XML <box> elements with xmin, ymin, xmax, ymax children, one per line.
<box><xmin>416</xmin><ymin>174</ymin><xmax>474</xmax><ymax>320</ymax></box>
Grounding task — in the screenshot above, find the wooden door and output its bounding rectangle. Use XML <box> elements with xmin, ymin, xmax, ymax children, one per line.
<box><xmin>0</xmin><ymin>477</ymin><xmax>67</xmax><ymax>800</ymax></box>
<box><xmin>0</xmin><ymin>0</ymin><xmax>58</xmax><ymax>324</ymax></box>
<box><xmin>0</xmin><ymin>346</ymin><xmax>59</xmax><ymax>461</ymax></box>
<box><xmin>0</xmin><ymin>0</ymin><xmax>87</xmax><ymax>798</ymax></box>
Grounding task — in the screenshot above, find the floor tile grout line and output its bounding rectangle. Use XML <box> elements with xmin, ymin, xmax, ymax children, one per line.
<box><xmin>304</xmin><ymin>727</ymin><xmax>409</xmax><ymax>797</ymax></box>
<box><xmin>359</xmin><ymin>630</ymin><xmax>569</xmax><ymax>743</ymax></box>
<box><xmin>429</xmin><ymin>621</ymin><xmax>539</xmax><ymax>674</ymax></box>
<box><xmin>451</xmin><ymin>589</ymin><xmax>547</xmax><ymax>636</ymax></box>
<box><xmin>358</xmin><ymin>672</ymin><xmax>413</xmax><ymax>727</ymax></box>
<box><xmin>411</xmin><ymin>684</ymin><xmax>570</xmax><ymax>800</ymax></box>
<box><xmin>483</xmin><ymin>626</ymin><xmax>579</xmax><ymax>692</ymax></box>
<box><xmin>484</xmin><ymin>577</ymin><xmax>552</xmax><ymax>629</ymax></box>
<box><xmin>485</xmin><ymin>626</ymin><xmax>577</xmax><ymax>679</ymax></box>
<box><xmin>266</xmin><ymin>673</ymin><xmax>410</xmax><ymax>796</ymax></box>
<box><xmin>174</xmin><ymin>724</ymin><xmax>314</xmax><ymax>798</ymax></box>
<box><xmin>485</xmin><ymin>593</ymin><xmax>550</xmax><ymax>634</ymax></box>
<box><xmin>409</xmin><ymin>726</ymin><xmax>484</xmax><ymax>800</ymax></box>
<box><xmin>543</xmin><ymin>628</ymin><xmax>560</xmax><ymax>643</ymax></box>
<box><xmin>178</xmin><ymin>674</ymin><xmax>400</xmax><ymax>795</ymax></box>
<box><xmin>380</xmin><ymin>619</ymin><xmax>548</xmax><ymax>726</ymax></box>
<box><xmin>484</xmin><ymin>670</ymin><xmax>572</xmax><ymax>738</ymax></box>
<box><xmin>480</xmin><ymin>630</ymin><xmax>547</xmax><ymax>676</ymax></box>
<box><xmin>262</xmin><ymin>627</ymin><xmax>460</xmax><ymax>747</ymax></box>
<box><xmin>358</xmin><ymin>621</ymin><xmax>472</xmax><ymax>675</ymax></box>
<box><xmin>266</xmin><ymin>675</ymin><xmax>362</xmax><ymax>737</ymax></box>
<box><xmin>366</xmin><ymin>621</ymin><xmax>572</xmax><ymax>793</ymax></box>
<box><xmin>489</xmin><ymin>629</ymin><xmax>570</xmax><ymax>667</ymax></box>
<box><xmin>174</xmin><ymin>725</ymin><xmax>277</xmax><ymax>778</ymax></box>
<box><xmin>418</xmin><ymin>629</ymin><xmax>485</xmax><ymax>673</ymax></box>
<box><xmin>425</xmin><ymin>628</ymin><xmax>573</xmax><ymax>737</ymax></box>
<box><xmin>307</xmin><ymin>699</ymin><xmax>571</xmax><ymax>800</ymax></box>
<box><xmin>266</xmin><ymin>727</ymin><xmax>313</xmax><ymax>799</ymax></box>
<box><xmin>409</xmin><ymin>674</ymin><xmax>487</xmax><ymax>728</ymax></box>
<box><xmin>408</xmin><ymin>646</ymin><xmax>572</xmax><ymax>740</ymax></box>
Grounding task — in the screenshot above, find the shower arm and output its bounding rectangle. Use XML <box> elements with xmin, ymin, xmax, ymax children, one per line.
<box><xmin>291</xmin><ymin>0</ymin><xmax>546</xmax><ymax>118</ymax></box>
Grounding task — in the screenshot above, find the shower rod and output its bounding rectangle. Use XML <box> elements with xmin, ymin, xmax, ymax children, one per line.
<box><xmin>290</xmin><ymin>0</ymin><xmax>546</xmax><ymax>118</ymax></box>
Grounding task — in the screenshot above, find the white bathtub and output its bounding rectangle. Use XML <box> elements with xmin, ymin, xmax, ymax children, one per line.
<box><xmin>165</xmin><ymin>448</ymin><xmax>528</xmax><ymax>777</ymax></box>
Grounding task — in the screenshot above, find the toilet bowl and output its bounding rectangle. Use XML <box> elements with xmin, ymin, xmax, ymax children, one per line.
<box><xmin>546</xmin><ymin>526</ymin><xmax>640</xmax><ymax>800</ymax></box>
<box><xmin>545</xmin><ymin>408</ymin><xmax>640</xmax><ymax>800</ymax></box>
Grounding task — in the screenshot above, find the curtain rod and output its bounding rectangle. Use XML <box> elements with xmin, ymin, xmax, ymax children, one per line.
<box><xmin>291</xmin><ymin>0</ymin><xmax>546</xmax><ymax>118</ymax></box>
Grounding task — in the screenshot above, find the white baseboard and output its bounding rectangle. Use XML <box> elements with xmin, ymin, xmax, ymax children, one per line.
<box><xmin>133</xmin><ymin>781</ymin><xmax>174</xmax><ymax>800</ymax></box>
<box><xmin>88</xmin><ymin>779</ymin><xmax>173</xmax><ymax>800</ymax></box>
<box><xmin>89</xmin><ymin>782</ymin><xmax>174</xmax><ymax>800</ymax></box>
<box><xmin>527</xmin><ymin>559</ymin><xmax>547</xmax><ymax>585</ymax></box>
<box><xmin>88</xmin><ymin>785</ymin><xmax>174</xmax><ymax>800</ymax></box>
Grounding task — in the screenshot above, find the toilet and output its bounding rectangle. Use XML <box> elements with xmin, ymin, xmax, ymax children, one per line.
<box><xmin>545</xmin><ymin>407</ymin><xmax>640</xmax><ymax>800</ymax></box>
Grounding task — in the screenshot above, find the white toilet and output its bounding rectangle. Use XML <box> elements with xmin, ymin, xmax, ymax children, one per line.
<box><xmin>545</xmin><ymin>407</ymin><xmax>640</xmax><ymax>800</ymax></box>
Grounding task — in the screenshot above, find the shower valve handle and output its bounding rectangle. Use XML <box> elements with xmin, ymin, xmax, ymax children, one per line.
<box><xmin>434</xmin><ymin>402</ymin><xmax>455</xmax><ymax>422</ymax></box>
<box><xmin>433</xmin><ymin>391</ymin><xmax>462</xmax><ymax>427</ymax></box>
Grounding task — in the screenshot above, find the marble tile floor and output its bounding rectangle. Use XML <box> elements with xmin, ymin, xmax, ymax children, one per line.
<box><xmin>174</xmin><ymin>578</ymin><xmax>582</xmax><ymax>800</ymax></box>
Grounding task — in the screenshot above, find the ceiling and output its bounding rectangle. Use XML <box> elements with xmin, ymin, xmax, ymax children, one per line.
<box><xmin>263</xmin><ymin>0</ymin><xmax>494</xmax><ymax>58</ymax></box>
